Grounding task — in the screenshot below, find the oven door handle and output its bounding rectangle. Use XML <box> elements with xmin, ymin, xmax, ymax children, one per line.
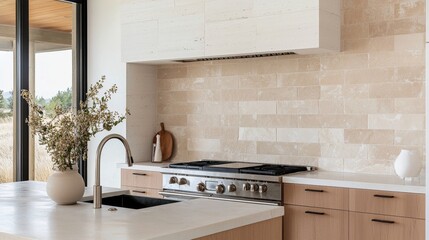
<box><xmin>159</xmin><ymin>191</ymin><xmax>280</xmax><ymax>206</ymax></box>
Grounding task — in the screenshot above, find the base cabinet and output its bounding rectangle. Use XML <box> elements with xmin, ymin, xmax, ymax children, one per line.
<box><xmin>283</xmin><ymin>184</ymin><xmax>425</xmax><ymax>240</ymax></box>
<box><xmin>349</xmin><ymin>212</ymin><xmax>424</xmax><ymax>240</ymax></box>
<box><xmin>284</xmin><ymin>205</ymin><xmax>348</xmax><ymax>240</ymax></box>
<box><xmin>121</xmin><ymin>169</ymin><xmax>163</xmax><ymax>198</ymax></box>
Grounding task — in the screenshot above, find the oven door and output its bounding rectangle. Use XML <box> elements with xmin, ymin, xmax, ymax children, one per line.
<box><xmin>159</xmin><ymin>190</ymin><xmax>281</xmax><ymax>206</ymax></box>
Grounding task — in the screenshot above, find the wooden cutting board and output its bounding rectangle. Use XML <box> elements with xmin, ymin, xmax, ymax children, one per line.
<box><xmin>152</xmin><ymin>122</ymin><xmax>173</xmax><ymax>161</ymax></box>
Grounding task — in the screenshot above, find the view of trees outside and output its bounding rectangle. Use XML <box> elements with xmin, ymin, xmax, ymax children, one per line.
<box><xmin>0</xmin><ymin>50</ymin><xmax>72</xmax><ymax>183</ymax></box>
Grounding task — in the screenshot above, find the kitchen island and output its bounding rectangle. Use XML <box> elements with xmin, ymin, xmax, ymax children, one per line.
<box><xmin>0</xmin><ymin>181</ymin><xmax>283</xmax><ymax>240</ymax></box>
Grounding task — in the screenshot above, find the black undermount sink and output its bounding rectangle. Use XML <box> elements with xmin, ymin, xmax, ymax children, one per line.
<box><xmin>83</xmin><ymin>194</ymin><xmax>177</xmax><ymax>209</ymax></box>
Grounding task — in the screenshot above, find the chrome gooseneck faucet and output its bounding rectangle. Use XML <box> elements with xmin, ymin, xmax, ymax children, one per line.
<box><xmin>94</xmin><ymin>134</ymin><xmax>133</xmax><ymax>209</ymax></box>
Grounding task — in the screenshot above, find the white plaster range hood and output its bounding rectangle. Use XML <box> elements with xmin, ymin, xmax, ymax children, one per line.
<box><xmin>121</xmin><ymin>0</ymin><xmax>341</xmax><ymax>64</ymax></box>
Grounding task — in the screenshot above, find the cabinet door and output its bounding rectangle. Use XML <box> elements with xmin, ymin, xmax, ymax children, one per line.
<box><xmin>283</xmin><ymin>183</ymin><xmax>349</xmax><ymax>210</ymax></box>
<box><xmin>121</xmin><ymin>186</ymin><xmax>162</xmax><ymax>199</ymax></box>
<box><xmin>121</xmin><ymin>169</ymin><xmax>162</xmax><ymax>189</ymax></box>
<box><xmin>349</xmin><ymin>189</ymin><xmax>425</xmax><ymax>219</ymax></box>
<box><xmin>284</xmin><ymin>205</ymin><xmax>348</xmax><ymax>240</ymax></box>
<box><xmin>349</xmin><ymin>212</ymin><xmax>424</xmax><ymax>240</ymax></box>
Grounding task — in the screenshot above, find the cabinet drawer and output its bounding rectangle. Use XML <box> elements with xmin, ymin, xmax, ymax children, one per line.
<box><xmin>283</xmin><ymin>184</ymin><xmax>348</xmax><ymax>210</ymax></box>
<box><xmin>349</xmin><ymin>212</ymin><xmax>424</xmax><ymax>240</ymax></box>
<box><xmin>121</xmin><ymin>169</ymin><xmax>162</xmax><ymax>189</ymax></box>
<box><xmin>284</xmin><ymin>205</ymin><xmax>348</xmax><ymax>240</ymax></box>
<box><xmin>349</xmin><ymin>189</ymin><xmax>425</xmax><ymax>219</ymax></box>
<box><xmin>122</xmin><ymin>186</ymin><xmax>163</xmax><ymax>199</ymax></box>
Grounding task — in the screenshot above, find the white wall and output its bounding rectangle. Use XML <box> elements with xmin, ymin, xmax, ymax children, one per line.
<box><xmin>87</xmin><ymin>0</ymin><xmax>126</xmax><ymax>188</ymax></box>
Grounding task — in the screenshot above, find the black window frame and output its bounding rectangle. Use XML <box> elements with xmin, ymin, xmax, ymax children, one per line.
<box><xmin>15</xmin><ymin>0</ymin><xmax>87</xmax><ymax>184</ymax></box>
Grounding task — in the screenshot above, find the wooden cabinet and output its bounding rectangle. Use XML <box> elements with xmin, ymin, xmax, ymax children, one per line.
<box><xmin>283</xmin><ymin>183</ymin><xmax>425</xmax><ymax>240</ymax></box>
<box><xmin>349</xmin><ymin>212</ymin><xmax>424</xmax><ymax>240</ymax></box>
<box><xmin>121</xmin><ymin>169</ymin><xmax>163</xmax><ymax>198</ymax></box>
<box><xmin>283</xmin><ymin>184</ymin><xmax>348</xmax><ymax>240</ymax></box>
<box><xmin>284</xmin><ymin>205</ymin><xmax>348</xmax><ymax>240</ymax></box>
<box><xmin>349</xmin><ymin>189</ymin><xmax>425</xmax><ymax>219</ymax></box>
<box><xmin>283</xmin><ymin>183</ymin><xmax>348</xmax><ymax>210</ymax></box>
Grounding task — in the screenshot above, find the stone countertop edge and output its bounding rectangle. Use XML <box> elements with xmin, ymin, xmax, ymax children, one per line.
<box><xmin>283</xmin><ymin>171</ymin><xmax>425</xmax><ymax>194</ymax></box>
<box><xmin>0</xmin><ymin>181</ymin><xmax>284</xmax><ymax>240</ymax></box>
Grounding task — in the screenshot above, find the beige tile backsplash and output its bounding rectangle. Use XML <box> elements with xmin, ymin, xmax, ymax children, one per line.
<box><xmin>130</xmin><ymin>0</ymin><xmax>426</xmax><ymax>175</ymax></box>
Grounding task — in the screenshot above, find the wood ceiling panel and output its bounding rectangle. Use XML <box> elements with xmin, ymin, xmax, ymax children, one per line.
<box><xmin>0</xmin><ymin>0</ymin><xmax>72</xmax><ymax>32</ymax></box>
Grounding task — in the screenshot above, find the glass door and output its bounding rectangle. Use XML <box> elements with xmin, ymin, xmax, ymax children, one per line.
<box><xmin>0</xmin><ymin>0</ymin><xmax>16</xmax><ymax>183</ymax></box>
<box><xmin>29</xmin><ymin>0</ymin><xmax>73</xmax><ymax>181</ymax></box>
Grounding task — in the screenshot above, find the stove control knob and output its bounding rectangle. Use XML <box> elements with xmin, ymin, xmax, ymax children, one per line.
<box><xmin>169</xmin><ymin>176</ymin><xmax>178</xmax><ymax>184</ymax></box>
<box><xmin>250</xmin><ymin>184</ymin><xmax>259</xmax><ymax>192</ymax></box>
<box><xmin>259</xmin><ymin>184</ymin><xmax>268</xmax><ymax>193</ymax></box>
<box><xmin>228</xmin><ymin>184</ymin><xmax>237</xmax><ymax>192</ymax></box>
<box><xmin>179</xmin><ymin>178</ymin><xmax>188</xmax><ymax>185</ymax></box>
<box><xmin>216</xmin><ymin>184</ymin><xmax>225</xmax><ymax>194</ymax></box>
<box><xmin>242</xmin><ymin>183</ymin><xmax>250</xmax><ymax>191</ymax></box>
<box><xmin>196</xmin><ymin>183</ymin><xmax>205</xmax><ymax>192</ymax></box>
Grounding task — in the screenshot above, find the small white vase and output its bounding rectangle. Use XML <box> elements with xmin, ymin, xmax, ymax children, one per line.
<box><xmin>153</xmin><ymin>134</ymin><xmax>163</xmax><ymax>163</ymax></box>
<box><xmin>394</xmin><ymin>149</ymin><xmax>422</xmax><ymax>179</ymax></box>
<box><xmin>46</xmin><ymin>165</ymin><xmax>85</xmax><ymax>205</ymax></box>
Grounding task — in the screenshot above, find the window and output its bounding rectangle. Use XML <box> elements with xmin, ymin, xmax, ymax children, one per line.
<box><xmin>0</xmin><ymin>0</ymin><xmax>86</xmax><ymax>183</ymax></box>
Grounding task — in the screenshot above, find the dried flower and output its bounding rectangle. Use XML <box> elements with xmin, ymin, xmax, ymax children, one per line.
<box><xmin>21</xmin><ymin>76</ymin><xmax>129</xmax><ymax>171</ymax></box>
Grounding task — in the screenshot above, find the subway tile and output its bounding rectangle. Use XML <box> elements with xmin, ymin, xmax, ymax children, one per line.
<box><xmin>277</xmin><ymin>128</ymin><xmax>319</xmax><ymax>143</ymax></box>
<box><xmin>319</xmin><ymin>70</ymin><xmax>345</xmax><ymax>85</ymax></box>
<box><xmin>394</xmin><ymin>1</ymin><xmax>425</xmax><ymax>19</ymax></box>
<box><xmin>278</xmin><ymin>72</ymin><xmax>319</xmax><ymax>86</ymax></box>
<box><xmin>257</xmin><ymin>115</ymin><xmax>299</xmax><ymax>128</ymax></box>
<box><xmin>344</xmin><ymin>68</ymin><xmax>395</xmax><ymax>84</ymax></box>
<box><xmin>368</xmin><ymin>114</ymin><xmax>424</xmax><ymax>130</ymax></box>
<box><xmin>277</xmin><ymin>100</ymin><xmax>319</xmax><ymax>114</ymax></box>
<box><xmin>187</xmin><ymin>138</ymin><xmax>221</xmax><ymax>152</ymax></box>
<box><xmin>369</xmin><ymin>82</ymin><xmax>424</xmax><ymax>98</ymax></box>
<box><xmin>239</xmin><ymin>74</ymin><xmax>277</xmax><ymax>89</ymax></box>
<box><xmin>321</xmin><ymin>53</ymin><xmax>369</xmax><ymax>70</ymax></box>
<box><xmin>319</xmin><ymin>128</ymin><xmax>345</xmax><ymax>143</ymax></box>
<box><xmin>319</xmin><ymin>100</ymin><xmax>345</xmax><ymax>114</ymax></box>
<box><xmin>394</xmin><ymin>98</ymin><xmax>424</xmax><ymax>113</ymax></box>
<box><xmin>318</xmin><ymin>158</ymin><xmax>344</xmax><ymax>172</ymax></box>
<box><xmin>187</xmin><ymin>114</ymin><xmax>220</xmax><ymax>127</ymax></box>
<box><xmin>258</xmin><ymin>87</ymin><xmax>298</xmax><ymax>101</ymax></box>
<box><xmin>344</xmin><ymin>129</ymin><xmax>394</xmax><ymax>144</ymax></box>
<box><xmin>321</xmin><ymin>143</ymin><xmax>368</xmax><ymax>159</ymax></box>
<box><xmin>239</xmin><ymin>101</ymin><xmax>277</xmax><ymax>114</ymax></box>
<box><xmin>394</xmin><ymin>130</ymin><xmax>425</xmax><ymax>146</ymax></box>
<box><xmin>238</xmin><ymin>127</ymin><xmax>276</xmax><ymax>142</ymax></box>
<box><xmin>344</xmin><ymin>99</ymin><xmax>395</xmax><ymax>114</ymax></box>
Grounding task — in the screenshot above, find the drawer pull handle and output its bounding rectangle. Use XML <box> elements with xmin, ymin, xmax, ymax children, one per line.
<box><xmin>373</xmin><ymin>194</ymin><xmax>394</xmax><ymax>199</ymax></box>
<box><xmin>305</xmin><ymin>189</ymin><xmax>324</xmax><ymax>193</ymax></box>
<box><xmin>132</xmin><ymin>173</ymin><xmax>147</xmax><ymax>176</ymax></box>
<box><xmin>305</xmin><ymin>211</ymin><xmax>325</xmax><ymax>215</ymax></box>
<box><xmin>132</xmin><ymin>190</ymin><xmax>147</xmax><ymax>194</ymax></box>
<box><xmin>371</xmin><ymin>219</ymin><xmax>395</xmax><ymax>224</ymax></box>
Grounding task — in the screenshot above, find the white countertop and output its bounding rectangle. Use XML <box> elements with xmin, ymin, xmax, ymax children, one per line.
<box><xmin>0</xmin><ymin>181</ymin><xmax>283</xmax><ymax>240</ymax></box>
<box><xmin>283</xmin><ymin>171</ymin><xmax>425</xmax><ymax>194</ymax></box>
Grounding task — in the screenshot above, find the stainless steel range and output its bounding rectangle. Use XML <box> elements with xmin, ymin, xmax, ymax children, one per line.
<box><xmin>160</xmin><ymin>160</ymin><xmax>316</xmax><ymax>205</ymax></box>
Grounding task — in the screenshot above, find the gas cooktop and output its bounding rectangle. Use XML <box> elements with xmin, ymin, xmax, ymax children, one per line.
<box><xmin>169</xmin><ymin>160</ymin><xmax>312</xmax><ymax>176</ymax></box>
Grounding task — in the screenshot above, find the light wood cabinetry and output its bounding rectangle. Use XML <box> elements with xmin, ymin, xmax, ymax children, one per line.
<box><xmin>283</xmin><ymin>183</ymin><xmax>348</xmax><ymax>210</ymax></box>
<box><xmin>283</xmin><ymin>183</ymin><xmax>425</xmax><ymax>240</ymax></box>
<box><xmin>284</xmin><ymin>205</ymin><xmax>348</xmax><ymax>240</ymax></box>
<box><xmin>349</xmin><ymin>189</ymin><xmax>425</xmax><ymax>219</ymax></box>
<box><xmin>195</xmin><ymin>217</ymin><xmax>282</xmax><ymax>240</ymax></box>
<box><xmin>121</xmin><ymin>169</ymin><xmax>162</xmax><ymax>198</ymax></box>
<box><xmin>349</xmin><ymin>212</ymin><xmax>424</xmax><ymax>240</ymax></box>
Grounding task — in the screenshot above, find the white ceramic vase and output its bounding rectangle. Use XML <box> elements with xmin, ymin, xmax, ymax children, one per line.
<box><xmin>153</xmin><ymin>134</ymin><xmax>163</xmax><ymax>163</ymax></box>
<box><xmin>46</xmin><ymin>165</ymin><xmax>85</xmax><ymax>205</ymax></box>
<box><xmin>394</xmin><ymin>149</ymin><xmax>422</xmax><ymax>179</ymax></box>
